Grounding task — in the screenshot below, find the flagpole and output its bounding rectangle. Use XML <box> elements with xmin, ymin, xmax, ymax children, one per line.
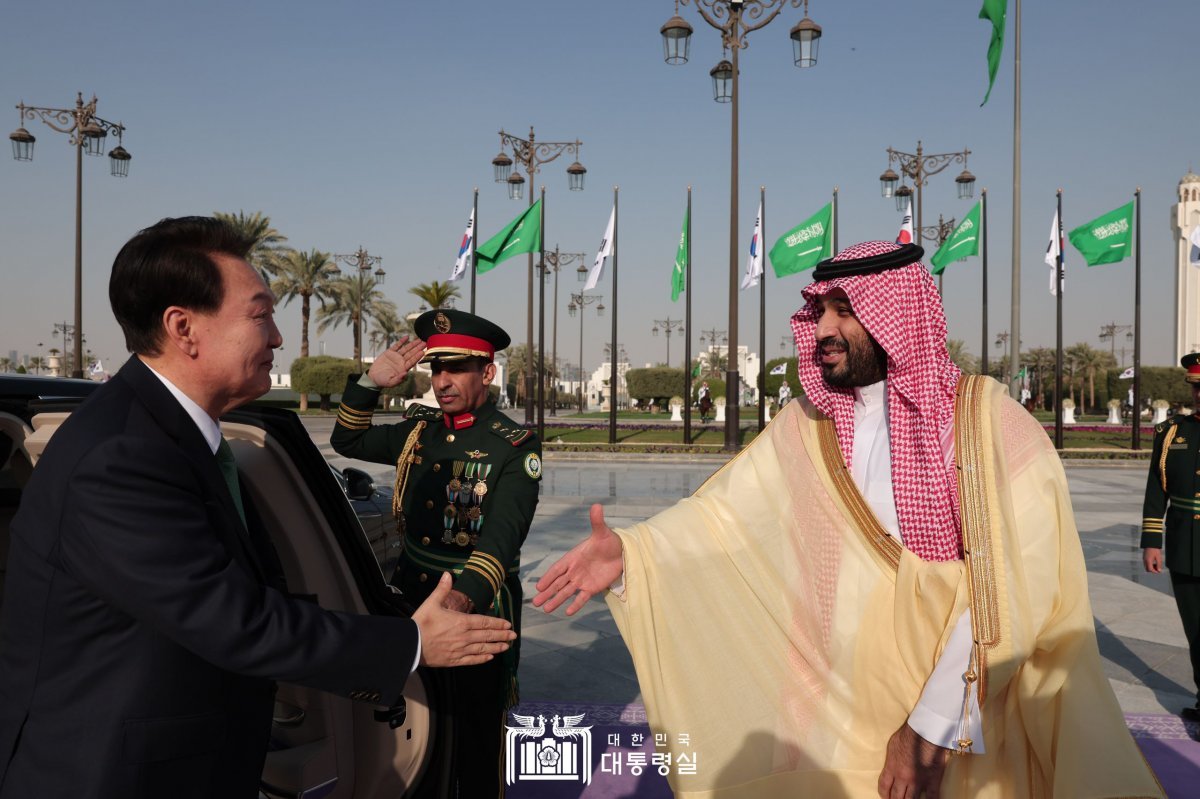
<box><xmin>832</xmin><ymin>186</ymin><xmax>839</xmax><ymax>253</ymax></box>
<box><xmin>470</xmin><ymin>187</ymin><xmax>478</xmax><ymax>314</ymax></box>
<box><xmin>1054</xmin><ymin>188</ymin><xmax>1064</xmax><ymax>450</ymax></box>
<box><xmin>981</xmin><ymin>188</ymin><xmax>989</xmax><ymax>377</ymax></box>
<box><xmin>537</xmin><ymin>187</ymin><xmax>546</xmax><ymax>441</ymax></box>
<box><xmin>684</xmin><ymin>185</ymin><xmax>693</xmax><ymax>445</ymax></box>
<box><xmin>1009</xmin><ymin>0</ymin><xmax>1023</xmax><ymax>400</ymax></box>
<box><xmin>608</xmin><ymin>186</ymin><xmax>620</xmax><ymax>446</ymax></box>
<box><xmin>758</xmin><ymin>185</ymin><xmax>766</xmax><ymax>432</ymax></box>
<box><xmin>1134</xmin><ymin>187</ymin><xmax>1142</xmax><ymax>451</ymax></box>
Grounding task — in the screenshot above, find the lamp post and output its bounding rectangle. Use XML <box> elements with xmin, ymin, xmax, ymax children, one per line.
<box><xmin>568</xmin><ymin>292</ymin><xmax>603</xmax><ymax>413</ymax></box>
<box><xmin>540</xmin><ymin>248</ymin><xmax>586</xmax><ymax>419</ymax></box>
<box><xmin>879</xmin><ymin>141</ymin><xmax>975</xmax><ymax>294</ymax></box>
<box><xmin>603</xmin><ymin>342</ymin><xmax>628</xmax><ymax>415</ymax></box>
<box><xmin>699</xmin><ymin>328</ymin><xmax>728</xmax><ymax>378</ymax></box>
<box><xmin>490</xmin><ymin>127</ymin><xmax>585</xmax><ymax>426</ymax></box>
<box><xmin>331</xmin><ymin>247</ymin><xmax>385</xmax><ymax>373</ymax></box>
<box><xmin>1098</xmin><ymin>321</ymin><xmax>1133</xmax><ymax>365</ymax></box>
<box><xmin>652</xmin><ymin>318</ymin><xmax>686</xmax><ymax>367</ymax></box>
<box><xmin>661</xmin><ymin>0</ymin><xmax>822</xmax><ymax>451</ymax></box>
<box><xmin>10</xmin><ymin>93</ymin><xmax>130</xmax><ymax>378</ymax></box>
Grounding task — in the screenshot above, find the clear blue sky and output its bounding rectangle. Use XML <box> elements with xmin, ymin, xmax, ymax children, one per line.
<box><xmin>2</xmin><ymin>0</ymin><xmax>1196</xmax><ymax>376</ymax></box>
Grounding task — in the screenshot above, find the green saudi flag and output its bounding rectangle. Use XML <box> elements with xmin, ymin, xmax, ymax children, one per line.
<box><xmin>476</xmin><ymin>199</ymin><xmax>542</xmax><ymax>274</ymax></box>
<box><xmin>1068</xmin><ymin>202</ymin><xmax>1133</xmax><ymax>266</ymax></box>
<box><xmin>930</xmin><ymin>201</ymin><xmax>982</xmax><ymax>275</ymax></box>
<box><xmin>979</xmin><ymin>0</ymin><xmax>1007</xmax><ymax>106</ymax></box>
<box><xmin>769</xmin><ymin>202</ymin><xmax>833</xmax><ymax>277</ymax></box>
<box><xmin>671</xmin><ymin>206</ymin><xmax>688</xmax><ymax>302</ymax></box>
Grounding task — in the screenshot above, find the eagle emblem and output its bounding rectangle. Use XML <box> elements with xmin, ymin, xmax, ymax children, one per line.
<box><xmin>434</xmin><ymin>311</ymin><xmax>452</xmax><ymax>334</ymax></box>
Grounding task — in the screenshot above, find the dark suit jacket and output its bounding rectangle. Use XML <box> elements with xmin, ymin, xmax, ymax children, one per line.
<box><xmin>0</xmin><ymin>356</ymin><xmax>418</xmax><ymax>799</ymax></box>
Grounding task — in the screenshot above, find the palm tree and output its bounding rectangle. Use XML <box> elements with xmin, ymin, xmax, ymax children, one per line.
<box><xmin>1067</xmin><ymin>343</ymin><xmax>1115</xmax><ymax>414</ymax></box>
<box><xmin>1024</xmin><ymin>347</ymin><xmax>1057</xmax><ymax>409</ymax></box>
<box><xmin>213</xmin><ymin>210</ymin><xmax>291</xmax><ymax>279</ymax></box>
<box><xmin>946</xmin><ymin>339</ymin><xmax>978</xmax><ymax>375</ymax></box>
<box><xmin>0</xmin><ymin>357</ymin><xmax>11</xmax><ymax>373</ymax></box>
<box><xmin>271</xmin><ymin>249</ymin><xmax>335</xmax><ymax>359</ymax></box>
<box><xmin>502</xmin><ymin>344</ymin><xmax>542</xmax><ymax>405</ymax></box>
<box><xmin>368</xmin><ymin>305</ymin><xmax>410</xmax><ymax>350</ymax></box>
<box><xmin>316</xmin><ymin>276</ymin><xmax>399</xmax><ymax>364</ymax></box>
<box><xmin>408</xmin><ymin>280</ymin><xmax>461</xmax><ymax>310</ymax></box>
<box><xmin>703</xmin><ymin>350</ymin><xmax>727</xmax><ymax>378</ymax></box>
<box><xmin>27</xmin><ymin>356</ymin><xmax>46</xmax><ymax>375</ymax></box>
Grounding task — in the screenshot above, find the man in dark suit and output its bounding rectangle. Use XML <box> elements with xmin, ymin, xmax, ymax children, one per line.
<box><xmin>0</xmin><ymin>217</ymin><xmax>515</xmax><ymax>799</ymax></box>
<box><xmin>1143</xmin><ymin>351</ymin><xmax>1200</xmax><ymax>722</ymax></box>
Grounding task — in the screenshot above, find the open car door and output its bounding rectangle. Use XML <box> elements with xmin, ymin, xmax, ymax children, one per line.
<box><xmin>0</xmin><ymin>389</ymin><xmax>453</xmax><ymax>798</ymax></box>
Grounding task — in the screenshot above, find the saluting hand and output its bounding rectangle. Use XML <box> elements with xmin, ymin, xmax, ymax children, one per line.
<box><xmin>367</xmin><ymin>336</ymin><xmax>427</xmax><ymax>388</ymax></box>
<box><xmin>532</xmin><ymin>504</ymin><xmax>624</xmax><ymax>617</ymax></box>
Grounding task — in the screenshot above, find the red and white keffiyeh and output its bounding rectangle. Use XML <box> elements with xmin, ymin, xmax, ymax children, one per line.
<box><xmin>791</xmin><ymin>240</ymin><xmax>962</xmax><ymax>562</ymax></box>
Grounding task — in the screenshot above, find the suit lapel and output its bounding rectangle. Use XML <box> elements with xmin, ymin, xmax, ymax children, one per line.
<box><xmin>115</xmin><ymin>357</ymin><xmax>267</xmax><ymax>582</ymax></box>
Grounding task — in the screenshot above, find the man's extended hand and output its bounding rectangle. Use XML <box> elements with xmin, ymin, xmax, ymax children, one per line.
<box><xmin>413</xmin><ymin>573</ymin><xmax>514</xmax><ymax>667</ymax></box>
<box><xmin>532</xmin><ymin>503</ymin><xmax>623</xmax><ymax>616</ymax></box>
<box><xmin>878</xmin><ymin>723</ymin><xmax>950</xmax><ymax>799</ymax></box>
<box><xmin>1143</xmin><ymin>547</ymin><xmax>1164</xmax><ymax>574</ymax></box>
<box><xmin>367</xmin><ymin>336</ymin><xmax>427</xmax><ymax>389</ymax></box>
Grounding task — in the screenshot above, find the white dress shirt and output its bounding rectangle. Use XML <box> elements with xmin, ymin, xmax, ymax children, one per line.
<box><xmin>851</xmin><ymin>381</ymin><xmax>983</xmax><ymax>753</ymax></box>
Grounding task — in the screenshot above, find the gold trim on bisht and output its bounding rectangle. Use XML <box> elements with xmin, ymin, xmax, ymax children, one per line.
<box><xmin>815</xmin><ymin>415</ymin><xmax>903</xmax><ymax>571</ymax></box>
<box><xmin>953</xmin><ymin>374</ymin><xmax>1001</xmax><ymax>706</ymax></box>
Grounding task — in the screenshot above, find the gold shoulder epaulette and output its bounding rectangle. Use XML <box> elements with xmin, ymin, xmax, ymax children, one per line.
<box><xmin>487</xmin><ymin>420</ymin><xmax>535</xmax><ymax>447</ymax></box>
<box><xmin>404</xmin><ymin>404</ymin><xmax>442</xmax><ymax>421</ymax></box>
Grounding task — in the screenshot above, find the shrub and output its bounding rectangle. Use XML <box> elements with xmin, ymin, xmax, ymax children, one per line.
<box><xmin>292</xmin><ymin>356</ymin><xmax>358</xmax><ymax>411</ymax></box>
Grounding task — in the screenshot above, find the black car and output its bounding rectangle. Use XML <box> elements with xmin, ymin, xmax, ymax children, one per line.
<box><xmin>0</xmin><ymin>373</ymin><xmax>453</xmax><ymax>797</ymax></box>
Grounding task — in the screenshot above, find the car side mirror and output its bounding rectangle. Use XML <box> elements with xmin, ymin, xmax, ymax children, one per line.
<box><xmin>343</xmin><ymin>467</ymin><xmax>375</xmax><ymax>501</ymax></box>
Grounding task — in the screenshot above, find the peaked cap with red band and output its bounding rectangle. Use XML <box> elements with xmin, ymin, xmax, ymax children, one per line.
<box><xmin>792</xmin><ymin>240</ymin><xmax>963</xmax><ymax>562</ymax></box>
<box><xmin>1182</xmin><ymin>352</ymin><xmax>1200</xmax><ymax>383</ymax></box>
<box><xmin>413</xmin><ymin>308</ymin><xmax>510</xmax><ymax>363</ymax></box>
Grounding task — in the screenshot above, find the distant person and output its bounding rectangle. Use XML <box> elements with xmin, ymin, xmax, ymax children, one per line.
<box><xmin>778</xmin><ymin>377</ymin><xmax>792</xmax><ymax>407</ymax></box>
<box><xmin>331</xmin><ymin>309</ymin><xmax>540</xmax><ymax>798</ymax></box>
<box><xmin>1142</xmin><ymin>352</ymin><xmax>1200</xmax><ymax>723</ymax></box>
<box><xmin>697</xmin><ymin>381</ymin><xmax>713</xmax><ymax>423</ymax></box>
<box><xmin>0</xmin><ymin>217</ymin><xmax>514</xmax><ymax>799</ymax></box>
<box><xmin>533</xmin><ymin>241</ymin><xmax>1162</xmax><ymax>797</ymax></box>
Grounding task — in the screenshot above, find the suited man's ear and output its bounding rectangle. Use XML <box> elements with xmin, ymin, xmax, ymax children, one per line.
<box><xmin>161</xmin><ymin>306</ymin><xmax>199</xmax><ymax>358</ymax></box>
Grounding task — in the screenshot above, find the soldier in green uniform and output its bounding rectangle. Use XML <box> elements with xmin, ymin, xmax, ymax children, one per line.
<box><xmin>1142</xmin><ymin>351</ymin><xmax>1200</xmax><ymax>722</ymax></box>
<box><xmin>331</xmin><ymin>309</ymin><xmax>540</xmax><ymax>797</ymax></box>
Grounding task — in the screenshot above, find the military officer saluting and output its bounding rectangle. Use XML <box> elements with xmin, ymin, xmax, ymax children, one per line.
<box><xmin>332</xmin><ymin>308</ymin><xmax>540</xmax><ymax>797</ymax></box>
<box><xmin>1142</xmin><ymin>351</ymin><xmax>1200</xmax><ymax>723</ymax></box>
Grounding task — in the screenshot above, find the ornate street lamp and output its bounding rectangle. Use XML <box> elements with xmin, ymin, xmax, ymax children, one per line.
<box><xmin>488</xmin><ymin>126</ymin><xmax>587</xmax><ymax>425</ymax></box>
<box><xmin>956</xmin><ymin>167</ymin><xmax>977</xmax><ymax>200</ymax></box>
<box><xmin>652</xmin><ymin>317</ymin><xmax>686</xmax><ymax>367</ymax></box>
<box><xmin>9</xmin><ymin>93</ymin><xmax>130</xmax><ymax>378</ymax></box>
<box><xmin>539</xmin><ymin>248</ymin><xmax>586</xmax><ymax>420</ymax></box>
<box><xmin>710</xmin><ymin>58</ymin><xmax>734</xmax><ymax>103</ymax></box>
<box><xmin>894</xmin><ymin>183</ymin><xmax>912</xmax><ymax>212</ymax></box>
<box><xmin>332</xmin><ymin>247</ymin><xmax>385</xmax><ymax>372</ymax></box>
<box><xmin>789</xmin><ymin>2</ymin><xmax>822</xmax><ymax>68</ymax></box>
<box><xmin>661</xmin><ymin>3</ymin><xmax>694</xmax><ymax>64</ymax></box>
<box><xmin>568</xmin><ymin>291</ymin><xmax>603</xmax><ymax>412</ymax></box>
<box><xmin>661</xmin><ymin>0</ymin><xmax>823</xmax><ymax>451</ymax></box>
<box><xmin>879</xmin><ymin>167</ymin><xmax>899</xmax><ymax>199</ymax></box>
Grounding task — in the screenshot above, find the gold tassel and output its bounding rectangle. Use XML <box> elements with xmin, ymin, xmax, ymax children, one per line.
<box><xmin>392</xmin><ymin>421</ymin><xmax>426</xmax><ymax>523</ymax></box>
<box><xmin>954</xmin><ymin>645</ymin><xmax>979</xmax><ymax>755</ymax></box>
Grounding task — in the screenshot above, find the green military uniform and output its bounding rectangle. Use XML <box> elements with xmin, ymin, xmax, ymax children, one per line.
<box><xmin>331</xmin><ymin>309</ymin><xmax>539</xmax><ymax>797</ymax></box>
<box><xmin>1141</xmin><ymin>352</ymin><xmax>1200</xmax><ymax>715</ymax></box>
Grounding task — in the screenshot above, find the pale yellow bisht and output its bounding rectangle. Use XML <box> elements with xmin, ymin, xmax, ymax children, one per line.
<box><xmin>607</xmin><ymin>376</ymin><xmax>1164</xmax><ymax>798</ymax></box>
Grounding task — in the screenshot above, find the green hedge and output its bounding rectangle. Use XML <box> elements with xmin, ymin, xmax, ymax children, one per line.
<box><xmin>291</xmin><ymin>356</ymin><xmax>357</xmax><ymax>410</ymax></box>
<box><xmin>1106</xmin><ymin>366</ymin><xmax>1190</xmax><ymax>405</ymax></box>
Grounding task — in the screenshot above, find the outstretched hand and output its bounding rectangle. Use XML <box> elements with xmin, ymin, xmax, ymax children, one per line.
<box><xmin>367</xmin><ymin>336</ymin><xmax>426</xmax><ymax>388</ymax></box>
<box><xmin>532</xmin><ymin>504</ymin><xmax>624</xmax><ymax>616</ymax></box>
<box><xmin>413</xmin><ymin>573</ymin><xmax>515</xmax><ymax>668</ymax></box>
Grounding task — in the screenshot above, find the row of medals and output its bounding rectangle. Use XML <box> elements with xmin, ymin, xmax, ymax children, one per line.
<box><xmin>443</xmin><ymin>461</ymin><xmax>489</xmax><ymax>547</ymax></box>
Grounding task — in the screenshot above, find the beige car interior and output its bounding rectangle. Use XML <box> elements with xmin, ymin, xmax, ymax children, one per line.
<box><xmin>0</xmin><ymin>411</ymin><xmax>436</xmax><ymax>798</ymax></box>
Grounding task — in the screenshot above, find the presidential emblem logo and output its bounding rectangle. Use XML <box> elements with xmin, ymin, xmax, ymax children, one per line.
<box><xmin>505</xmin><ymin>712</ymin><xmax>592</xmax><ymax>785</ymax></box>
<box><xmin>434</xmin><ymin>311</ymin><xmax>452</xmax><ymax>334</ymax></box>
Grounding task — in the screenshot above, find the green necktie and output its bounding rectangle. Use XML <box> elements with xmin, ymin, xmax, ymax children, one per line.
<box><xmin>215</xmin><ymin>438</ymin><xmax>247</xmax><ymax>528</ymax></box>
